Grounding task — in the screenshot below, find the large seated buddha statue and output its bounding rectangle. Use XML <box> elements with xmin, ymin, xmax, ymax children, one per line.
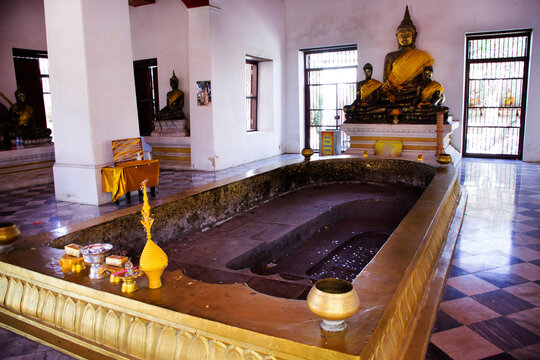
<box><xmin>344</xmin><ymin>6</ymin><xmax>449</xmax><ymax>124</ymax></box>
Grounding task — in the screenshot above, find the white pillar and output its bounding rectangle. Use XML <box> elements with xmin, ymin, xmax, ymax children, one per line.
<box><xmin>44</xmin><ymin>0</ymin><xmax>139</xmax><ymax>204</ymax></box>
<box><xmin>187</xmin><ymin>6</ymin><xmax>217</xmax><ymax>170</ymax></box>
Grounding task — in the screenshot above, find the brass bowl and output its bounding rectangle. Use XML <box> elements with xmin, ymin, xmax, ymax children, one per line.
<box><xmin>0</xmin><ymin>222</ymin><xmax>21</xmax><ymax>246</ymax></box>
<box><xmin>306</xmin><ymin>278</ymin><xmax>360</xmax><ymax>332</ymax></box>
<box><xmin>436</xmin><ymin>153</ymin><xmax>452</xmax><ymax>164</ymax></box>
<box><xmin>301</xmin><ymin>148</ymin><xmax>314</xmax><ymax>161</ymax></box>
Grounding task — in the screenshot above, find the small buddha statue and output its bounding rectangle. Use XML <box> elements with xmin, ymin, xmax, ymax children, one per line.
<box><xmin>9</xmin><ymin>88</ymin><xmax>51</xmax><ymax>141</ymax></box>
<box><xmin>416</xmin><ymin>66</ymin><xmax>445</xmax><ymax>107</ymax></box>
<box><xmin>356</xmin><ymin>63</ymin><xmax>383</xmax><ymax>107</ymax></box>
<box><xmin>0</xmin><ymin>101</ymin><xmax>9</xmax><ymax>150</ymax></box>
<box><xmin>344</xmin><ymin>63</ymin><xmax>383</xmax><ymax>116</ymax></box>
<box><xmin>157</xmin><ymin>71</ymin><xmax>185</xmax><ymax>120</ymax></box>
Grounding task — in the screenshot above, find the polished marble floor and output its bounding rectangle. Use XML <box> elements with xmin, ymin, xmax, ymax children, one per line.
<box><xmin>0</xmin><ymin>155</ymin><xmax>539</xmax><ymax>359</ymax></box>
<box><xmin>425</xmin><ymin>158</ymin><xmax>540</xmax><ymax>360</ymax></box>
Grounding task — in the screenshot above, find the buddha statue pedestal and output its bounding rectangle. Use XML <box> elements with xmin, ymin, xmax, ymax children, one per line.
<box><xmin>145</xmin><ymin>119</ymin><xmax>191</xmax><ymax>170</ymax></box>
<box><xmin>341</xmin><ymin>117</ymin><xmax>460</xmax><ymax>162</ymax></box>
<box><xmin>0</xmin><ymin>144</ymin><xmax>55</xmax><ymax>191</ymax></box>
<box><xmin>151</xmin><ymin>118</ymin><xmax>189</xmax><ymax>137</ymax></box>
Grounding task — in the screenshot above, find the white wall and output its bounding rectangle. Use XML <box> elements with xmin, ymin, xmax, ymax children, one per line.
<box><xmin>209</xmin><ymin>0</ymin><xmax>286</xmax><ymax>170</ymax></box>
<box><xmin>0</xmin><ymin>0</ymin><xmax>47</xmax><ymax>103</ymax></box>
<box><xmin>45</xmin><ymin>0</ymin><xmax>140</xmax><ymax>204</ymax></box>
<box><xmin>129</xmin><ymin>0</ymin><xmax>190</xmax><ymax>119</ymax></box>
<box><xmin>284</xmin><ymin>0</ymin><xmax>540</xmax><ymax>162</ymax></box>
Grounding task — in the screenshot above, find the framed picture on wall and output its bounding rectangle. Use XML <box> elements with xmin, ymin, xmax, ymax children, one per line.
<box><xmin>196</xmin><ymin>81</ymin><xmax>211</xmax><ymax>106</ymax></box>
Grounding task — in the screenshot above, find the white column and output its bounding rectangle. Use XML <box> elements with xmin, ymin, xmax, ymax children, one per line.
<box><xmin>44</xmin><ymin>0</ymin><xmax>139</xmax><ymax>204</ymax></box>
<box><xmin>187</xmin><ymin>6</ymin><xmax>217</xmax><ymax>170</ymax></box>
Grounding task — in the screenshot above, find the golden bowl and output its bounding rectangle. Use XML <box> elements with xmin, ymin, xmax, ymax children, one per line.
<box><xmin>0</xmin><ymin>222</ymin><xmax>21</xmax><ymax>246</ymax></box>
<box><xmin>301</xmin><ymin>148</ymin><xmax>314</xmax><ymax>161</ymax></box>
<box><xmin>306</xmin><ymin>278</ymin><xmax>360</xmax><ymax>332</ymax></box>
<box><xmin>436</xmin><ymin>153</ymin><xmax>452</xmax><ymax>164</ymax></box>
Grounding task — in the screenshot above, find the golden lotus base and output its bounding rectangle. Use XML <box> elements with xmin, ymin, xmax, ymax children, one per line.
<box><xmin>0</xmin><ymin>158</ymin><xmax>465</xmax><ymax>360</ymax></box>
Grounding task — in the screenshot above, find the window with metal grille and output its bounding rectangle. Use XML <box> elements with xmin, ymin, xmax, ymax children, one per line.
<box><xmin>303</xmin><ymin>45</ymin><xmax>357</xmax><ymax>152</ymax></box>
<box><xmin>463</xmin><ymin>29</ymin><xmax>531</xmax><ymax>158</ymax></box>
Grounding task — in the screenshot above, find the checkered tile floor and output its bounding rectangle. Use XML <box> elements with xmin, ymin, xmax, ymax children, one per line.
<box><xmin>0</xmin><ymin>155</ymin><xmax>539</xmax><ymax>359</ymax></box>
<box><xmin>426</xmin><ymin>158</ymin><xmax>540</xmax><ymax>360</ymax></box>
<box><xmin>0</xmin><ymin>154</ymin><xmax>304</xmax><ymax>239</ymax></box>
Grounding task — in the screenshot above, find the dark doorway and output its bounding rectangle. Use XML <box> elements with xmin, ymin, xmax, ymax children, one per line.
<box><xmin>463</xmin><ymin>29</ymin><xmax>531</xmax><ymax>159</ymax></box>
<box><xmin>12</xmin><ymin>48</ymin><xmax>49</xmax><ymax>130</ymax></box>
<box><xmin>133</xmin><ymin>59</ymin><xmax>159</xmax><ymax>136</ymax></box>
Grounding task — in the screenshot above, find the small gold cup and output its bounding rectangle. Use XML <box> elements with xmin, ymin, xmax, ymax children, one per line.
<box><xmin>363</xmin><ymin>150</ymin><xmax>368</xmax><ymax>157</ymax></box>
<box><xmin>417</xmin><ymin>154</ymin><xmax>423</xmax><ymax>162</ymax></box>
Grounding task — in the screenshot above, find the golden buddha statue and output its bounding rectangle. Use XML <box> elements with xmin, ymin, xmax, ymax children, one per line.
<box><xmin>380</xmin><ymin>6</ymin><xmax>434</xmax><ymax>104</ymax></box>
<box><xmin>343</xmin><ymin>63</ymin><xmax>383</xmax><ymax>117</ymax></box>
<box><xmin>8</xmin><ymin>88</ymin><xmax>51</xmax><ymax>141</ymax></box>
<box><xmin>344</xmin><ymin>6</ymin><xmax>449</xmax><ymax>124</ymax></box>
<box><xmin>357</xmin><ymin>63</ymin><xmax>383</xmax><ymax>106</ymax></box>
<box><xmin>157</xmin><ymin>71</ymin><xmax>185</xmax><ymax>120</ymax></box>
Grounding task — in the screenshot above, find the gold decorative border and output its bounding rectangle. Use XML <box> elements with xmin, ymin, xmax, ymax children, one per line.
<box><xmin>0</xmin><ymin>265</ymin><xmax>280</xmax><ymax>360</ymax></box>
<box><xmin>361</xmin><ymin>177</ymin><xmax>460</xmax><ymax>359</ymax></box>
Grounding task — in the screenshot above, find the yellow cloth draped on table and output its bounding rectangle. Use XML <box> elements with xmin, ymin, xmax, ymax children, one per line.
<box><xmin>387</xmin><ymin>49</ymin><xmax>434</xmax><ymax>87</ymax></box>
<box><xmin>102</xmin><ymin>160</ymin><xmax>159</xmax><ymax>202</ymax></box>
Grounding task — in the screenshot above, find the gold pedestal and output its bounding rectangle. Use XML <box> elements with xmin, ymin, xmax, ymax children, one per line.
<box><xmin>141</xmin><ymin>266</ymin><xmax>166</xmax><ymax>289</ymax></box>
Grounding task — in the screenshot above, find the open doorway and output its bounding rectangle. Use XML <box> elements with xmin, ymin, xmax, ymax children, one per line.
<box><xmin>463</xmin><ymin>29</ymin><xmax>531</xmax><ymax>159</ymax></box>
<box><xmin>303</xmin><ymin>45</ymin><xmax>357</xmax><ymax>152</ymax></box>
<box><xmin>133</xmin><ymin>58</ymin><xmax>159</xmax><ymax>136</ymax></box>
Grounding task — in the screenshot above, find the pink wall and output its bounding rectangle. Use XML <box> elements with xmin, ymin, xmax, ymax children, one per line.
<box><xmin>0</xmin><ymin>0</ymin><xmax>47</xmax><ymax>104</ymax></box>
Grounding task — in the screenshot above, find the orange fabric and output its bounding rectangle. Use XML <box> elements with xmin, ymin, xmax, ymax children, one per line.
<box><xmin>420</xmin><ymin>81</ymin><xmax>444</xmax><ymax>103</ymax></box>
<box><xmin>360</xmin><ymin>78</ymin><xmax>383</xmax><ymax>100</ymax></box>
<box><xmin>388</xmin><ymin>49</ymin><xmax>434</xmax><ymax>87</ymax></box>
<box><xmin>102</xmin><ymin>160</ymin><xmax>159</xmax><ymax>202</ymax></box>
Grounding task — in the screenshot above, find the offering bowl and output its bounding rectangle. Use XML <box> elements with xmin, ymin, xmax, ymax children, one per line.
<box><xmin>0</xmin><ymin>222</ymin><xmax>21</xmax><ymax>253</ymax></box>
<box><xmin>306</xmin><ymin>278</ymin><xmax>360</xmax><ymax>332</ymax></box>
<box><xmin>81</xmin><ymin>243</ymin><xmax>113</xmax><ymax>279</ymax></box>
<box><xmin>301</xmin><ymin>148</ymin><xmax>314</xmax><ymax>161</ymax></box>
<box><xmin>436</xmin><ymin>153</ymin><xmax>452</xmax><ymax>164</ymax></box>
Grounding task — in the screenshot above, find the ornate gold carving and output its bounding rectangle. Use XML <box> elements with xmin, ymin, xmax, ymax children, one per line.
<box><xmin>0</xmin><ymin>268</ymin><xmax>276</xmax><ymax>359</ymax></box>
<box><xmin>362</xmin><ymin>178</ymin><xmax>460</xmax><ymax>359</ymax></box>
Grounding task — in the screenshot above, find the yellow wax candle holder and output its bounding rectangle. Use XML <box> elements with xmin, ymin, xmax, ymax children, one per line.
<box><xmin>139</xmin><ymin>180</ymin><xmax>168</xmax><ymax>289</ymax></box>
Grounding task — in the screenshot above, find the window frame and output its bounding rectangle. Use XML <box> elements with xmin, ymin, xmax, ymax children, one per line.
<box><xmin>246</xmin><ymin>59</ymin><xmax>259</xmax><ymax>132</ymax></box>
<box><xmin>463</xmin><ymin>29</ymin><xmax>532</xmax><ymax>159</ymax></box>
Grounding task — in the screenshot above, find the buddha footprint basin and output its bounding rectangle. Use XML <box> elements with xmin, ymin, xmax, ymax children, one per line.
<box><xmin>163</xmin><ymin>182</ymin><xmax>423</xmax><ymax>299</ymax></box>
<box><xmin>0</xmin><ymin>158</ymin><xmax>465</xmax><ymax>360</ymax></box>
